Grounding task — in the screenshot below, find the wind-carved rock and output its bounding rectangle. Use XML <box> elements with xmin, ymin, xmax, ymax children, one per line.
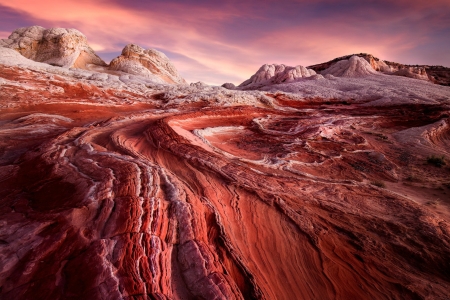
<box><xmin>392</xmin><ymin>66</ymin><xmax>429</xmax><ymax>80</ymax></box>
<box><xmin>109</xmin><ymin>44</ymin><xmax>186</xmax><ymax>84</ymax></box>
<box><xmin>239</xmin><ymin>64</ymin><xmax>317</xmax><ymax>87</ymax></box>
<box><xmin>366</xmin><ymin>56</ymin><xmax>392</xmax><ymax>72</ymax></box>
<box><xmin>0</xmin><ymin>26</ymin><xmax>106</xmax><ymax>69</ymax></box>
<box><xmin>321</xmin><ymin>55</ymin><xmax>379</xmax><ymax>77</ymax></box>
<box><xmin>308</xmin><ymin>53</ymin><xmax>448</xmax><ymax>83</ymax></box>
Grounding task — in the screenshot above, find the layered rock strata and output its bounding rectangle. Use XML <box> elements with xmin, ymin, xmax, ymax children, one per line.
<box><xmin>0</xmin><ymin>56</ymin><xmax>450</xmax><ymax>300</ymax></box>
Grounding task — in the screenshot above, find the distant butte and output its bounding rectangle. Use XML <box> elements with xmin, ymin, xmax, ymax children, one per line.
<box><xmin>308</xmin><ymin>52</ymin><xmax>450</xmax><ymax>86</ymax></box>
<box><xmin>0</xmin><ymin>26</ymin><xmax>450</xmax><ymax>300</ymax></box>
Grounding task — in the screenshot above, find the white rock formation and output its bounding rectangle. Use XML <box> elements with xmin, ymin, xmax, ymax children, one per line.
<box><xmin>109</xmin><ymin>44</ymin><xmax>186</xmax><ymax>84</ymax></box>
<box><xmin>1</xmin><ymin>45</ymin><xmax>449</xmax><ymax>109</ymax></box>
<box><xmin>321</xmin><ymin>55</ymin><xmax>379</xmax><ymax>77</ymax></box>
<box><xmin>190</xmin><ymin>81</ymin><xmax>209</xmax><ymax>88</ymax></box>
<box><xmin>239</xmin><ymin>64</ymin><xmax>317</xmax><ymax>87</ymax></box>
<box><xmin>393</xmin><ymin>67</ymin><xmax>429</xmax><ymax>80</ymax></box>
<box><xmin>0</xmin><ymin>26</ymin><xmax>106</xmax><ymax>69</ymax></box>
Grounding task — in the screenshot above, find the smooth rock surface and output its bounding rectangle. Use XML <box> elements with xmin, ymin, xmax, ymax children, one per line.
<box><xmin>321</xmin><ymin>55</ymin><xmax>379</xmax><ymax>77</ymax></box>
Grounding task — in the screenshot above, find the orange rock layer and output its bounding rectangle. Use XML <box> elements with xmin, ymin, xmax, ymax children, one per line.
<box><xmin>0</xmin><ymin>65</ymin><xmax>450</xmax><ymax>299</ymax></box>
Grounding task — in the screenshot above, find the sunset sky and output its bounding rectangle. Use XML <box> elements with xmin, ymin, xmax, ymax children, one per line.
<box><xmin>1</xmin><ymin>0</ymin><xmax>449</xmax><ymax>85</ymax></box>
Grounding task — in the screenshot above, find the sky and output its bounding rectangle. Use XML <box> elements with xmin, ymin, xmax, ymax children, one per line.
<box><xmin>1</xmin><ymin>0</ymin><xmax>449</xmax><ymax>85</ymax></box>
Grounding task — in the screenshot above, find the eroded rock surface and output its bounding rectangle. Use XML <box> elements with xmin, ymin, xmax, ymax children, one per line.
<box><xmin>0</xmin><ymin>26</ymin><xmax>106</xmax><ymax>69</ymax></box>
<box><xmin>308</xmin><ymin>53</ymin><xmax>450</xmax><ymax>85</ymax></box>
<box><xmin>0</xmin><ymin>27</ymin><xmax>186</xmax><ymax>85</ymax></box>
<box><xmin>321</xmin><ymin>55</ymin><xmax>379</xmax><ymax>77</ymax></box>
<box><xmin>239</xmin><ymin>64</ymin><xmax>317</xmax><ymax>88</ymax></box>
<box><xmin>1</xmin><ymin>31</ymin><xmax>450</xmax><ymax>300</ymax></box>
<box><xmin>109</xmin><ymin>44</ymin><xmax>186</xmax><ymax>84</ymax></box>
<box><xmin>392</xmin><ymin>66</ymin><xmax>429</xmax><ymax>80</ymax></box>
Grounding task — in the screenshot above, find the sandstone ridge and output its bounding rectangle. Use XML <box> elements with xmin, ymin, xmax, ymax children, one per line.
<box><xmin>308</xmin><ymin>53</ymin><xmax>450</xmax><ymax>85</ymax></box>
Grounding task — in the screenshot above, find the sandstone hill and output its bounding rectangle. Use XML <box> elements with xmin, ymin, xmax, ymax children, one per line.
<box><xmin>320</xmin><ymin>55</ymin><xmax>379</xmax><ymax>77</ymax></box>
<box><xmin>0</xmin><ymin>26</ymin><xmax>107</xmax><ymax>69</ymax></box>
<box><xmin>109</xmin><ymin>44</ymin><xmax>186</xmax><ymax>84</ymax></box>
<box><xmin>309</xmin><ymin>53</ymin><xmax>450</xmax><ymax>85</ymax></box>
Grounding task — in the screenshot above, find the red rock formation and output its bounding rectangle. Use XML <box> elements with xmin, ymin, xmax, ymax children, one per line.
<box><xmin>1</xmin><ymin>61</ymin><xmax>450</xmax><ymax>300</ymax></box>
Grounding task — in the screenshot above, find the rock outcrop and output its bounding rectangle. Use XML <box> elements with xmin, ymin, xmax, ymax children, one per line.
<box><xmin>109</xmin><ymin>44</ymin><xmax>186</xmax><ymax>84</ymax></box>
<box><xmin>362</xmin><ymin>54</ymin><xmax>391</xmax><ymax>72</ymax></box>
<box><xmin>221</xmin><ymin>82</ymin><xmax>236</xmax><ymax>89</ymax></box>
<box><xmin>392</xmin><ymin>66</ymin><xmax>429</xmax><ymax>80</ymax></box>
<box><xmin>0</xmin><ymin>26</ymin><xmax>106</xmax><ymax>69</ymax></box>
<box><xmin>0</xmin><ymin>27</ymin><xmax>187</xmax><ymax>85</ymax></box>
<box><xmin>308</xmin><ymin>53</ymin><xmax>450</xmax><ymax>85</ymax></box>
<box><xmin>321</xmin><ymin>55</ymin><xmax>379</xmax><ymax>77</ymax></box>
<box><xmin>239</xmin><ymin>64</ymin><xmax>316</xmax><ymax>88</ymax></box>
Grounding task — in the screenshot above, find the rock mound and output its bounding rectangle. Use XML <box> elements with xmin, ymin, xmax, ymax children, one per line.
<box><xmin>221</xmin><ymin>83</ymin><xmax>236</xmax><ymax>90</ymax></box>
<box><xmin>321</xmin><ymin>55</ymin><xmax>379</xmax><ymax>77</ymax></box>
<box><xmin>109</xmin><ymin>44</ymin><xmax>186</xmax><ymax>84</ymax></box>
<box><xmin>0</xmin><ymin>26</ymin><xmax>106</xmax><ymax>69</ymax></box>
<box><xmin>309</xmin><ymin>53</ymin><xmax>448</xmax><ymax>83</ymax></box>
<box><xmin>239</xmin><ymin>64</ymin><xmax>316</xmax><ymax>87</ymax></box>
<box><xmin>309</xmin><ymin>53</ymin><xmax>390</xmax><ymax>73</ymax></box>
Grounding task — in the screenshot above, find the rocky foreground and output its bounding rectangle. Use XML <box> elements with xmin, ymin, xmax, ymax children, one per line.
<box><xmin>1</xmin><ymin>27</ymin><xmax>450</xmax><ymax>299</ymax></box>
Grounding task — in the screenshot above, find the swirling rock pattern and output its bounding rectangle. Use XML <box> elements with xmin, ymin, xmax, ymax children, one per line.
<box><xmin>0</xmin><ymin>62</ymin><xmax>450</xmax><ymax>300</ymax></box>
